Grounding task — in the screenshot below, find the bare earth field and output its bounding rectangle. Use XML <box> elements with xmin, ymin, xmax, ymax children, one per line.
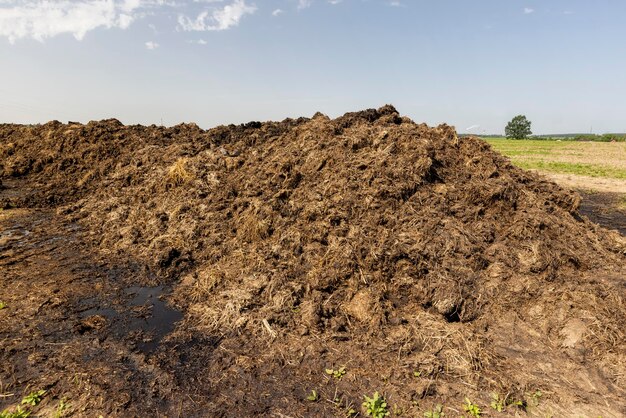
<box><xmin>1</xmin><ymin>110</ymin><xmax>625</xmax><ymax>417</ymax></box>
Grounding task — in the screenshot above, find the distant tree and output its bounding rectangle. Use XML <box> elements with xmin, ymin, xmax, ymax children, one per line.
<box><xmin>505</xmin><ymin>115</ymin><xmax>532</xmax><ymax>139</ymax></box>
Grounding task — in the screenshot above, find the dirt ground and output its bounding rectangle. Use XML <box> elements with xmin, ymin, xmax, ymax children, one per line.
<box><xmin>540</xmin><ymin>172</ymin><xmax>626</xmax><ymax>195</ymax></box>
<box><xmin>1</xmin><ymin>108</ymin><xmax>625</xmax><ymax>417</ymax></box>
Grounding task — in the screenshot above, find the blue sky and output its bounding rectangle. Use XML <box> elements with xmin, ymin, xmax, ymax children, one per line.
<box><xmin>1</xmin><ymin>0</ymin><xmax>625</xmax><ymax>134</ymax></box>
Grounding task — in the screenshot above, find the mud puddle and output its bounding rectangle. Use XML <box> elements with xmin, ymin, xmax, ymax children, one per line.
<box><xmin>79</xmin><ymin>286</ymin><xmax>182</xmax><ymax>354</ymax></box>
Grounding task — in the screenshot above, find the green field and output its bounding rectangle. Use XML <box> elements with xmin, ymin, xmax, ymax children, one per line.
<box><xmin>484</xmin><ymin>138</ymin><xmax>626</xmax><ymax>180</ymax></box>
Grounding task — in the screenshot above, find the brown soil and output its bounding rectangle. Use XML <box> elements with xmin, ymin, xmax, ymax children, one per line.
<box><xmin>1</xmin><ymin>106</ymin><xmax>625</xmax><ymax>417</ymax></box>
<box><xmin>539</xmin><ymin>172</ymin><xmax>626</xmax><ymax>195</ymax></box>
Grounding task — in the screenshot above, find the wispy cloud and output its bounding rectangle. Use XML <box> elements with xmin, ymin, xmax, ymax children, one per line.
<box><xmin>298</xmin><ymin>0</ymin><xmax>313</xmax><ymax>10</ymax></box>
<box><xmin>272</xmin><ymin>8</ymin><xmax>284</xmax><ymax>17</ymax></box>
<box><xmin>0</xmin><ymin>0</ymin><xmax>257</xmax><ymax>43</ymax></box>
<box><xmin>0</xmin><ymin>0</ymin><xmax>148</xmax><ymax>43</ymax></box>
<box><xmin>178</xmin><ymin>0</ymin><xmax>256</xmax><ymax>31</ymax></box>
<box><xmin>523</xmin><ymin>7</ymin><xmax>535</xmax><ymax>14</ymax></box>
<box><xmin>187</xmin><ymin>39</ymin><xmax>208</xmax><ymax>45</ymax></box>
<box><xmin>145</xmin><ymin>40</ymin><xmax>159</xmax><ymax>49</ymax></box>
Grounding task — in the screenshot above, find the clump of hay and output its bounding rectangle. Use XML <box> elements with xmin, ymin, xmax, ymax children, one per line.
<box><xmin>167</xmin><ymin>158</ymin><xmax>194</xmax><ymax>187</ymax></box>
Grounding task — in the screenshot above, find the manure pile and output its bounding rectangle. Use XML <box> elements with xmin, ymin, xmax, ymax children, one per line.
<box><xmin>1</xmin><ymin>106</ymin><xmax>625</xmax><ymax>417</ymax></box>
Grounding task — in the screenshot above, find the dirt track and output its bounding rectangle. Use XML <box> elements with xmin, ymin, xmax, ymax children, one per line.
<box><xmin>1</xmin><ymin>107</ymin><xmax>625</xmax><ymax>417</ymax></box>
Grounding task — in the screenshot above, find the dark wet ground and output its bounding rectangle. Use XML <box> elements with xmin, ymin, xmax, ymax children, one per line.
<box><xmin>78</xmin><ymin>285</ymin><xmax>183</xmax><ymax>354</ymax></box>
<box><xmin>0</xmin><ymin>206</ymin><xmax>181</xmax><ymax>416</ymax></box>
<box><xmin>579</xmin><ymin>191</ymin><xmax>626</xmax><ymax>235</ymax></box>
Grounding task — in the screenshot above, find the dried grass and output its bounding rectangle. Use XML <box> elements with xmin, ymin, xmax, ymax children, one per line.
<box><xmin>166</xmin><ymin>158</ymin><xmax>194</xmax><ymax>187</ymax></box>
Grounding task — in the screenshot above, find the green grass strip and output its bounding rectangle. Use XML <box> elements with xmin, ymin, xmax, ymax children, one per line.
<box><xmin>511</xmin><ymin>160</ymin><xmax>626</xmax><ymax>179</ymax></box>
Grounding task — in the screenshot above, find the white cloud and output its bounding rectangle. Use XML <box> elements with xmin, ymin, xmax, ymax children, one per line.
<box><xmin>0</xmin><ymin>0</ymin><xmax>256</xmax><ymax>43</ymax></box>
<box><xmin>0</xmin><ymin>0</ymin><xmax>147</xmax><ymax>43</ymax></box>
<box><xmin>296</xmin><ymin>0</ymin><xmax>343</xmax><ymax>7</ymax></box>
<box><xmin>187</xmin><ymin>39</ymin><xmax>208</xmax><ymax>44</ymax></box>
<box><xmin>178</xmin><ymin>0</ymin><xmax>256</xmax><ymax>31</ymax></box>
<box><xmin>524</xmin><ymin>7</ymin><xmax>534</xmax><ymax>14</ymax></box>
<box><xmin>298</xmin><ymin>0</ymin><xmax>312</xmax><ymax>10</ymax></box>
<box><xmin>145</xmin><ymin>40</ymin><xmax>159</xmax><ymax>49</ymax></box>
<box><xmin>272</xmin><ymin>8</ymin><xmax>283</xmax><ymax>17</ymax></box>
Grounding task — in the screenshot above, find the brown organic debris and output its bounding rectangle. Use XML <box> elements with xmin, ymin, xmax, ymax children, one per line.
<box><xmin>1</xmin><ymin>106</ymin><xmax>625</xmax><ymax>417</ymax></box>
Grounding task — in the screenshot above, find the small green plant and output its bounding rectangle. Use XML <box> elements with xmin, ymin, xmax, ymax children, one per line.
<box><xmin>325</xmin><ymin>366</ymin><xmax>347</xmax><ymax>379</ymax></box>
<box><xmin>463</xmin><ymin>398</ymin><xmax>481</xmax><ymax>417</ymax></box>
<box><xmin>329</xmin><ymin>393</ymin><xmax>358</xmax><ymax>417</ymax></box>
<box><xmin>0</xmin><ymin>301</ymin><xmax>6</xmax><ymax>310</ymax></box>
<box><xmin>413</xmin><ymin>370</ymin><xmax>421</xmax><ymax>377</ymax></box>
<box><xmin>424</xmin><ymin>404</ymin><xmax>444</xmax><ymax>418</ymax></box>
<box><xmin>362</xmin><ymin>392</ymin><xmax>389</xmax><ymax>418</ymax></box>
<box><xmin>53</xmin><ymin>398</ymin><xmax>69</xmax><ymax>418</ymax></box>
<box><xmin>21</xmin><ymin>390</ymin><xmax>45</xmax><ymax>407</ymax></box>
<box><xmin>0</xmin><ymin>406</ymin><xmax>31</xmax><ymax>418</ymax></box>
<box><xmin>490</xmin><ymin>393</ymin><xmax>504</xmax><ymax>412</ymax></box>
<box><xmin>306</xmin><ymin>390</ymin><xmax>319</xmax><ymax>402</ymax></box>
<box><xmin>529</xmin><ymin>390</ymin><xmax>542</xmax><ymax>407</ymax></box>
